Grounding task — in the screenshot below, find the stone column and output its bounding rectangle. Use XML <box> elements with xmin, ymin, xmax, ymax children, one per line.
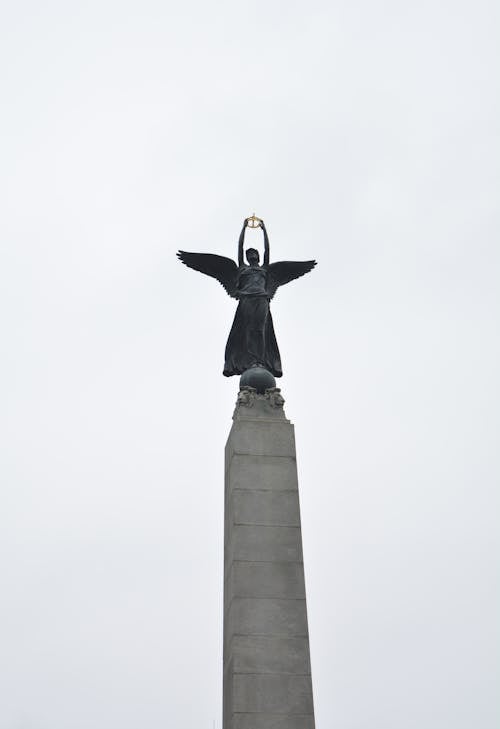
<box><xmin>223</xmin><ymin>386</ymin><xmax>315</xmax><ymax>729</ymax></box>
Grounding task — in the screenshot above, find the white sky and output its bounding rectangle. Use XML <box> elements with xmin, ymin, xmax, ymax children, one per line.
<box><xmin>1</xmin><ymin>1</ymin><xmax>498</xmax><ymax>727</ymax></box>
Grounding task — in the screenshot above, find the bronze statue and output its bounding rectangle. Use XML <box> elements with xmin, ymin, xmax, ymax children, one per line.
<box><xmin>177</xmin><ymin>217</ymin><xmax>316</xmax><ymax>377</ymax></box>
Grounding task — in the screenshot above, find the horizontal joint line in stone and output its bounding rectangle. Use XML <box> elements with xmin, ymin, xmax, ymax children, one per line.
<box><xmin>226</xmin><ymin>638</ymin><xmax>310</xmax><ymax>645</ymax></box>
<box><xmin>232</xmin><ymin>415</ymin><xmax>287</xmax><ymax>420</ymax></box>
<box><xmin>231</xmin><ymin>452</ymin><xmax>297</xmax><ymax>460</ymax></box>
<box><xmin>232</xmin><ymin>522</ymin><xmax>301</xmax><ymax>528</ymax></box>
<box><xmin>226</xmin><ymin>596</ymin><xmax>307</xmax><ymax>604</ymax></box>
<box><xmin>232</xmin><ymin>488</ymin><xmax>298</xmax><ymax>493</ymax></box>
<box><xmin>224</xmin><ymin>595</ymin><xmax>308</xmax><ymax>618</ymax></box>
<box><xmin>229</xmin><ymin>523</ymin><xmax>301</xmax><ymax>529</ymax></box>
<box><xmin>230</xmin><ymin>596</ymin><xmax>306</xmax><ymax>602</ymax></box>
<box><xmin>228</xmin><ymin>559</ymin><xmax>304</xmax><ymax>565</ymax></box>
<box><xmin>224</xmin><ymin>627</ymin><xmax>310</xmax><ymax>640</ymax></box>
<box><xmin>232</xmin><ymin>672</ymin><xmax>312</xmax><ymax>678</ymax></box>
<box><xmin>232</xmin><ymin>712</ymin><xmax>314</xmax><ymax>717</ymax></box>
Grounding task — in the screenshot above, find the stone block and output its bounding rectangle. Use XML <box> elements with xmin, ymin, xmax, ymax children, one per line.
<box><xmin>230</xmin><ymin>561</ymin><xmax>305</xmax><ymax>600</ymax></box>
<box><xmin>228</xmin><ymin>421</ymin><xmax>296</xmax><ymax>458</ymax></box>
<box><xmin>233</xmin><ymin>674</ymin><xmax>314</xmax><ymax>714</ymax></box>
<box><xmin>231</xmin><ymin>635</ymin><xmax>312</xmax><ymax>675</ymax></box>
<box><xmin>228</xmin><ymin>455</ymin><xmax>298</xmax><ymax>492</ymax></box>
<box><xmin>230</xmin><ymin>525</ymin><xmax>303</xmax><ymax>563</ymax></box>
<box><xmin>233</xmin><ymin>714</ymin><xmax>315</xmax><ymax>729</ymax></box>
<box><xmin>223</xmin><ymin>656</ymin><xmax>234</xmax><ymax>727</ymax></box>
<box><xmin>232</xmin><ymin>490</ymin><xmax>301</xmax><ymax>527</ymax></box>
<box><xmin>227</xmin><ymin>598</ymin><xmax>309</xmax><ymax>638</ymax></box>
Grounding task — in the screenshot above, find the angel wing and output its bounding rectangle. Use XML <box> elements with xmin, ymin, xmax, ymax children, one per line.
<box><xmin>266</xmin><ymin>260</ymin><xmax>317</xmax><ymax>300</ymax></box>
<box><xmin>177</xmin><ymin>251</ymin><xmax>239</xmax><ymax>299</ymax></box>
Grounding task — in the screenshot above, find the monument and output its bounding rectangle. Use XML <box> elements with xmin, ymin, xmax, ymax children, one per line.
<box><xmin>178</xmin><ymin>216</ymin><xmax>317</xmax><ymax>727</ymax></box>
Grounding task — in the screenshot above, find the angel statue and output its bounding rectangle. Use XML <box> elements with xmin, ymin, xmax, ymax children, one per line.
<box><xmin>177</xmin><ymin>217</ymin><xmax>316</xmax><ymax>378</ymax></box>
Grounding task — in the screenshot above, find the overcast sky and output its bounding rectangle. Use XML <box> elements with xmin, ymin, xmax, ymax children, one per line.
<box><xmin>1</xmin><ymin>1</ymin><xmax>498</xmax><ymax>727</ymax></box>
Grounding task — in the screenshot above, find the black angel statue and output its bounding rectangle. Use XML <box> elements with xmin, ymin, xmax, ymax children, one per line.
<box><xmin>177</xmin><ymin>217</ymin><xmax>316</xmax><ymax>378</ymax></box>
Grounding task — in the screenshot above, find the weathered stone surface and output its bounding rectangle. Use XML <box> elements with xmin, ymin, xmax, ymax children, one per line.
<box><xmin>228</xmin><ymin>455</ymin><xmax>298</xmax><ymax>492</ymax></box>
<box><xmin>224</xmin><ymin>394</ymin><xmax>315</xmax><ymax>728</ymax></box>
<box><xmin>231</xmin><ymin>635</ymin><xmax>312</xmax><ymax>674</ymax></box>
<box><xmin>233</xmin><ymin>674</ymin><xmax>314</xmax><ymax>714</ymax></box>
<box><xmin>229</xmin><ymin>561</ymin><xmax>306</xmax><ymax>600</ymax></box>
<box><xmin>223</xmin><ymin>657</ymin><xmax>234</xmax><ymax>727</ymax></box>
<box><xmin>232</xmin><ymin>490</ymin><xmax>301</xmax><ymax>527</ymax></box>
<box><xmin>227</xmin><ymin>420</ymin><xmax>296</xmax><ymax>458</ymax></box>
<box><xmin>233</xmin><ymin>715</ymin><xmax>315</xmax><ymax>729</ymax></box>
<box><xmin>229</xmin><ymin>525</ymin><xmax>303</xmax><ymax>563</ymax></box>
<box><xmin>226</xmin><ymin>598</ymin><xmax>309</xmax><ymax>638</ymax></box>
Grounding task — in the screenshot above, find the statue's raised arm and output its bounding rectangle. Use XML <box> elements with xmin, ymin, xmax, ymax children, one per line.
<box><xmin>177</xmin><ymin>217</ymin><xmax>317</xmax><ymax>382</ymax></box>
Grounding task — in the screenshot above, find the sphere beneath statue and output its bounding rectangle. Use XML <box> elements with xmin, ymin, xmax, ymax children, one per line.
<box><xmin>240</xmin><ymin>366</ymin><xmax>276</xmax><ymax>394</ymax></box>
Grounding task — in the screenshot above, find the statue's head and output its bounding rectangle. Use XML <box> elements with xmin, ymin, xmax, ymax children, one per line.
<box><xmin>246</xmin><ymin>248</ymin><xmax>260</xmax><ymax>265</ymax></box>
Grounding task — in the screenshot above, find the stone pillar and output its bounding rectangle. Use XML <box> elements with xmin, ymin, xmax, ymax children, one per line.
<box><xmin>223</xmin><ymin>386</ymin><xmax>315</xmax><ymax>729</ymax></box>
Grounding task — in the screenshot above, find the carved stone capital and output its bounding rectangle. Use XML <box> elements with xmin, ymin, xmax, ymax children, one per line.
<box><xmin>234</xmin><ymin>385</ymin><xmax>287</xmax><ymax>421</ymax></box>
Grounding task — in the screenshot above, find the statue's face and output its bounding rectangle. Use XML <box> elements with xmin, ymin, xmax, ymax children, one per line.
<box><xmin>246</xmin><ymin>249</ymin><xmax>260</xmax><ymax>265</ymax></box>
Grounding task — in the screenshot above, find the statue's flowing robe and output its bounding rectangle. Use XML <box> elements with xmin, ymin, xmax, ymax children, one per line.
<box><xmin>223</xmin><ymin>297</ymin><xmax>282</xmax><ymax>377</ymax></box>
<box><xmin>223</xmin><ymin>265</ymin><xmax>282</xmax><ymax>377</ymax></box>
